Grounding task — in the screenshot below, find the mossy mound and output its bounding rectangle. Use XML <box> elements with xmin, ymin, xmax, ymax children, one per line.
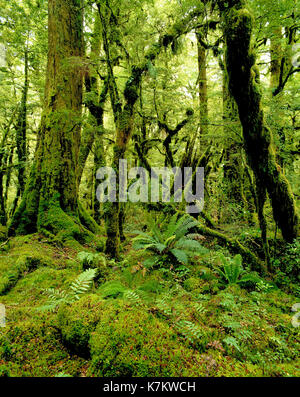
<box><xmin>0</xmin><ymin>235</ymin><xmax>64</xmax><ymax>295</ymax></box>
<box><xmin>0</xmin><ymin>314</ymin><xmax>88</xmax><ymax>377</ymax></box>
<box><xmin>88</xmin><ymin>301</ymin><xmax>206</xmax><ymax>377</ymax></box>
<box><xmin>0</xmin><ymin>254</ymin><xmax>51</xmax><ymax>296</ymax></box>
<box><xmin>57</xmin><ymin>294</ymin><xmax>104</xmax><ymax>357</ymax></box>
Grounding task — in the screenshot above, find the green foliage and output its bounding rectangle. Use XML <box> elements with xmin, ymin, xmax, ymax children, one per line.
<box><xmin>133</xmin><ymin>214</ymin><xmax>208</xmax><ymax>269</ymax></box>
<box><xmin>214</xmin><ymin>254</ymin><xmax>262</xmax><ymax>286</ymax></box>
<box><xmin>0</xmin><ymin>254</ymin><xmax>43</xmax><ymax>295</ymax></box>
<box><xmin>1</xmin><ymin>234</ymin><xmax>300</xmax><ymax>377</ymax></box>
<box><xmin>0</xmin><ymin>225</ymin><xmax>7</xmax><ymax>242</ymax></box>
<box><xmin>55</xmin><ymin>372</ymin><xmax>72</xmax><ymax>377</ymax></box>
<box><xmin>77</xmin><ymin>251</ymin><xmax>106</xmax><ymax>268</ymax></box>
<box><xmin>39</xmin><ymin>268</ymin><xmax>97</xmax><ymax>312</ymax></box>
<box><xmin>183</xmin><ymin>277</ymin><xmax>203</xmax><ymax>292</ymax></box>
<box><xmin>271</xmin><ymin>238</ymin><xmax>300</xmax><ymax>293</ymax></box>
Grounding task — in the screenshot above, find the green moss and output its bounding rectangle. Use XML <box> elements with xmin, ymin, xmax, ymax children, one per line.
<box><xmin>0</xmin><ymin>229</ymin><xmax>299</xmax><ymax>377</ymax></box>
<box><xmin>89</xmin><ymin>301</ymin><xmax>206</xmax><ymax>377</ymax></box>
<box><xmin>58</xmin><ymin>294</ymin><xmax>104</xmax><ymax>357</ymax></box>
<box><xmin>0</xmin><ymin>313</ymin><xmax>87</xmax><ymax>376</ymax></box>
<box><xmin>183</xmin><ymin>277</ymin><xmax>203</xmax><ymax>292</ymax></box>
<box><xmin>0</xmin><ymin>225</ymin><xmax>7</xmax><ymax>241</ymax></box>
<box><xmin>0</xmin><ymin>254</ymin><xmax>49</xmax><ymax>295</ymax></box>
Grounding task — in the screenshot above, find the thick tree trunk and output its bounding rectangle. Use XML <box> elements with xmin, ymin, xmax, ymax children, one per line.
<box><xmin>218</xmin><ymin>0</ymin><xmax>298</xmax><ymax>244</ymax></box>
<box><xmin>9</xmin><ymin>0</ymin><xmax>89</xmax><ymax>241</ymax></box>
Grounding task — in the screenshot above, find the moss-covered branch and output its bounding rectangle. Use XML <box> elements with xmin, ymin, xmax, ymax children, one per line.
<box><xmin>195</xmin><ymin>223</ymin><xmax>266</xmax><ymax>273</ymax></box>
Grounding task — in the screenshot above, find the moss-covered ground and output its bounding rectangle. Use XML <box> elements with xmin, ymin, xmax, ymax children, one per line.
<box><xmin>0</xmin><ymin>231</ymin><xmax>299</xmax><ymax>377</ymax></box>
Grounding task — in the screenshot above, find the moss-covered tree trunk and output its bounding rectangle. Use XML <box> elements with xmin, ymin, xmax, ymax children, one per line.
<box><xmin>222</xmin><ymin>70</ymin><xmax>245</xmax><ymax>203</ymax></box>
<box><xmin>218</xmin><ymin>0</ymin><xmax>298</xmax><ymax>244</ymax></box>
<box><xmin>11</xmin><ymin>48</ymin><xmax>29</xmax><ymax>217</ymax></box>
<box><xmin>270</xmin><ymin>27</ymin><xmax>282</xmax><ymax>91</ymax></box>
<box><xmin>9</xmin><ymin>0</ymin><xmax>88</xmax><ymax>241</ymax></box>
<box><xmin>196</xmin><ymin>31</ymin><xmax>208</xmax><ymax>139</ymax></box>
<box><xmin>0</xmin><ymin>111</ymin><xmax>16</xmax><ymax>225</ymax></box>
<box><xmin>104</xmin><ymin>99</ymin><xmax>139</xmax><ymax>258</ymax></box>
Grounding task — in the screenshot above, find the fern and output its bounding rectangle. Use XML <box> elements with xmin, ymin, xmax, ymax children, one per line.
<box><xmin>38</xmin><ymin>268</ymin><xmax>97</xmax><ymax>312</ymax></box>
<box><xmin>175</xmin><ymin>320</ymin><xmax>204</xmax><ymax>346</ymax></box>
<box><xmin>77</xmin><ymin>251</ymin><xmax>106</xmax><ymax>269</ymax></box>
<box><xmin>98</xmin><ymin>280</ymin><xmax>127</xmax><ymax>299</ymax></box>
<box><xmin>70</xmin><ymin>268</ymin><xmax>98</xmax><ymax>300</ymax></box>
<box><xmin>123</xmin><ymin>289</ymin><xmax>143</xmax><ymax>306</ymax></box>
<box><xmin>97</xmin><ymin>279</ymin><xmax>149</xmax><ymax>306</ymax></box>
<box><xmin>223</xmin><ymin>336</ymin><xmax>241</xmax><ymax>352</ymax></box>
<box><xmin>215</xmin><ymin>254</ymin><xmax>262</xmax><ymax>286</ymax></box>
<box><xmin>133</xmin><ymin>214</ymin><xmax>208</xmax><ymax>269</ymax></box>
<box><xmin>156</xmin><ymin>297</ymin><xmax>173</xmax><ymax>317</ymax></box>
<box><xmin>193</xmin><ymin>302</ymin><xmax>207</xmax><ymax>316</ymax></box>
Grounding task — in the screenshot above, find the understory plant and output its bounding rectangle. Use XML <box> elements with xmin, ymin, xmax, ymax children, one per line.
<box><xmin>39</xmin><ymin>268</ymin><xmax>97</xmax><ymax>312</ymax></box>
<box><xmin>132</xmin><ymin>214</ymin><xmax>208</xmax><ymax>269</ymax></box>
<box><xmin>215</xmin><ymin>254</ymin><xmax>262</xmax><ymax>286</ymax></box>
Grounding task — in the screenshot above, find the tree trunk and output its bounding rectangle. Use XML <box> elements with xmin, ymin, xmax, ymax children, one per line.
<box><xmin>9</xmin><ymin>0</ymin><xmax>88</xmax><ymax>241</ymax></box>
<box><xmin>11</xmin><ymin>48</ymin><xmax>29</xmax><ymax>217</ymax></box>
<box><xmin>222</xmin><ymin>70</ymin><xmax>245</xmax><ymax>203</ymax></box>
<box><xmin>218</xmin><ymin>0</ymin><xmax>298</xmax><ymax>244</ymax></box>
<box><xmin>270</xmin><ymin>27</ymin><xmax>282</xmax><ymax>91</ymax></box>
<box><xmin>196</xmin><ymin>31</ymin><xmax>208</xmax><ymax>140</ymax></box>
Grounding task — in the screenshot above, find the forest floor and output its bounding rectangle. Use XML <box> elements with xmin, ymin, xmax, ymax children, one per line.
<box><xmin>0</xmin><ymin>223</ymin><xmax>299</xmax><ymax>377</ymax></box>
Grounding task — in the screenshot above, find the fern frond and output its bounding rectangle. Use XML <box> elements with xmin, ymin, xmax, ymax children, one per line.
<box><xmin>170</xmin><ymin>248</ymin><xmax>189</xmax><ymax>265</ymax></box>
<box><xmin>175</xmin><ymin>320</ymin><xmax>203</xmax><ymax>344</ymax></box>
<box><xmin>175</xmin><ymin>238</ymin><xmax>206</xmax><ymax>253</ymax></box>
<box><xmin>165</xmin><ymin>213</ymin><xmax>179</xmax><ymax>238</ymax></box>
<box><xmin>174</xmin><ymin>216</ymin><xmax>199</xmax><ymax>240</ymax></box>
<box><xmin>147</xmin><ymin>215</ymin><xmax>163</xmax><ymax>242</ymax></box>
<box><xmin>70</xmin><ymin>268</ymin><xmax>97</xmax><ymax>299</ymax></box>
<box><xmin>38</xmin><ymin>269</ymin><xmax>97</xmax><ymax>312</ymax></box>
<box><xmin>123</xmin><ymin>289</ymin><xmax>142</xmax><ymax>306</ymax></box>
<box><xmin>98</xmin><ymin>280</ymin><xmax>127</xmax><ymax>298</ymax></box>
<box><xmin>193</xmin><ymin>302</ymin><xmax>207</xmax><ymax>316</ymax></box>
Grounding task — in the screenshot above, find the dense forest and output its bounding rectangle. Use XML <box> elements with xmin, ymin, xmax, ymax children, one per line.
<box><xmin>0</xmin><ymin>0</ymin><xmax>299</xmax><ymax>378</ymax></box>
